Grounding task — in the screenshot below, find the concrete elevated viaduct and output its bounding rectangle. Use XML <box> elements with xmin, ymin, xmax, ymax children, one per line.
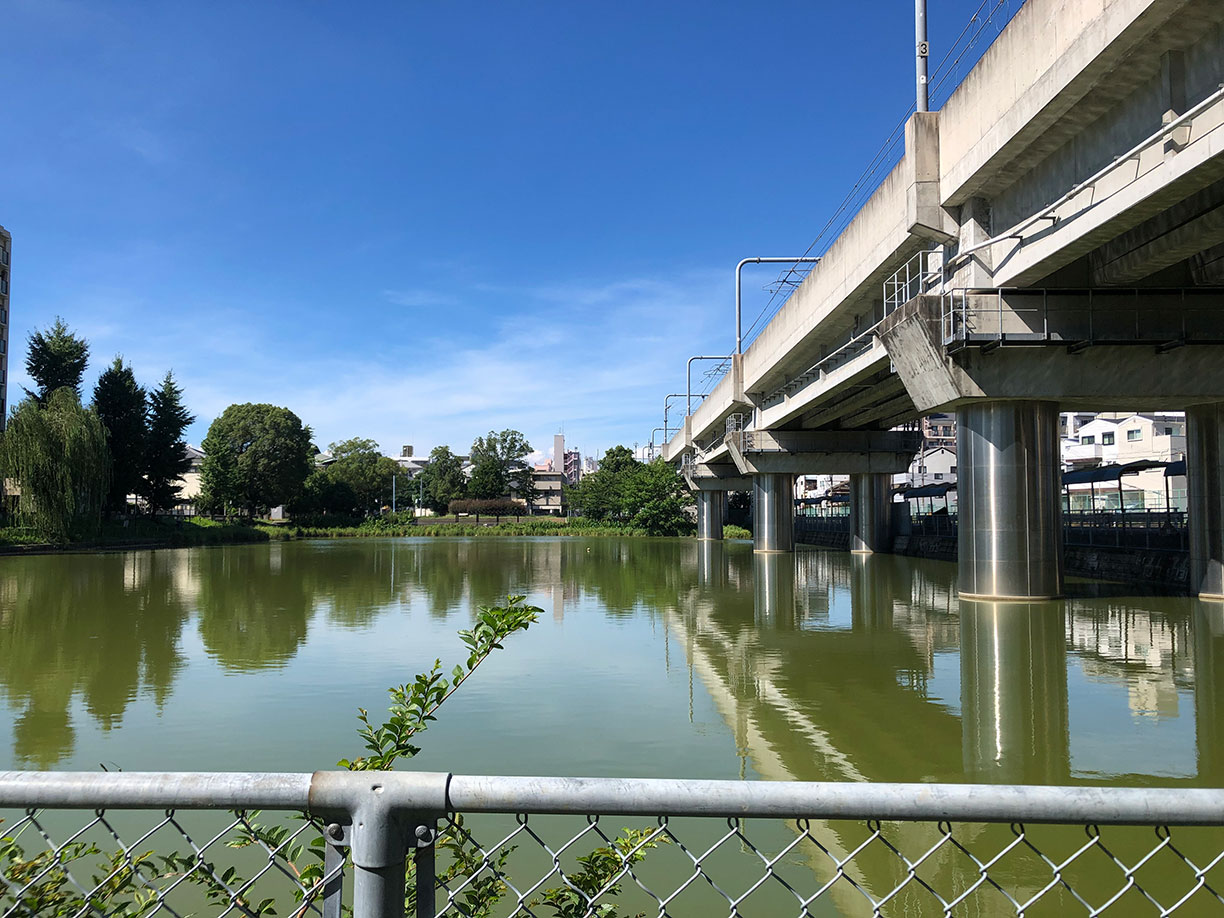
<box><xmin>664</xmin><ymin>0</ymin><xmax>1224</xmax><ymax>601</ymax></box>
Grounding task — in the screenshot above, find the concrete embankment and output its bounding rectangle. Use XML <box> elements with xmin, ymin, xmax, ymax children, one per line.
<box><xmin>795</xmin><ymin>528</ymin><xmax>1190</xmax><ymax>590</ymax></box>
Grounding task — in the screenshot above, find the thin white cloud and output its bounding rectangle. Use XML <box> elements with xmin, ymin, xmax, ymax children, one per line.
<box><xmin>381</xmin><ymin>289</ymin><xmax>458</xmax><ymax>308</ymax></box>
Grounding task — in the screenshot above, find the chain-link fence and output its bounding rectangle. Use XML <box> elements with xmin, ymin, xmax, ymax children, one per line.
<box><xmin>4</xmin><ymin>771</ymin><xmax>1224</xmax><ymax>918</ymax></box>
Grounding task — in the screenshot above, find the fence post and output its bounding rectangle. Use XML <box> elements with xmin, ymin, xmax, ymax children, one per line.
<box><xmin>322</xmin><ymin>839</ymin><xmax>345</xmax><ymax>918</ymax></box>
<box><xmin>413</xmin><ymin>819</ymin><xmax>438</xmax><ymax>918</ymax></box>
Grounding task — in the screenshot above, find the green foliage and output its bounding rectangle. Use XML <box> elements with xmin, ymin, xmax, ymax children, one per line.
<box><xmin>448</xmin><ymin>497</ymin><xmax>526</xmax><ymax>518</ymax></box>
<box><xmin>568</xmin><ymin>450</ymin><xmax>694</xmax><ymax>536</ymax></box>
<box><xmin>468</xmin><ymin>429</ymin><xmax>531</xmax><ymax>500</ymax></box>
<box><xmin>415</xmin><ymin>445</ymin><xmax>468</xmax><ymax>514</ymax></box>
<box><xmin>144</xmin><ymin>372</ymin><xmax>195</xmax><ymax>513</ymax></box>
<box><xmin>91</xmin><ymin>357</ymin><xmax>148</xmax><ymax>512</ymax></box>
<box><xmin>25</xmin><ymin>317</ymin><xmax>89</xmax><ymax>403</ymax></box>
<box><xmin>200</xmin><ymin>403</ymin><xmax>313</xmax><ymax>515</ymax></box>
<box><xmin>534</xmin><ymin>827</ymin><xmax>664</xmax><ymax>917</ymax></box>
<box><xmin>340</xmin><ymin>595</ymin><xmax>541</xmax><ymax>770</ymax></box>
<box><xmin>723</xmin><ymin>523</ymin><xmax>752</xmax><ymax>540</ymax></box>
<box><xmin>0</xmin><ymin>390</ymin><xmax>111</xmax><ymax>542</ymax></box>
<box><xmin>324</xmin><ymin>437</ymin><xmax>402</xmax><ymax>514</ymax></box>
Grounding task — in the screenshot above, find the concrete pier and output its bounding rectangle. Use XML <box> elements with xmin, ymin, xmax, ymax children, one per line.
<box><xmin>1188</xmin><ymin>403</ymin><xmax>1224</xmax><ymax>600</ymax></box>
<box><xmin>849</xmin><ymin>472</ymin><xmax>892</xmax><ymax>554</ymax></box>
<box><xmin>957</xmin><ymin>401</ymin><xmax>1063</xmax><ymax>601</ymax></box>
<box><xmin>695</xmin><ymin>490</ymin><xmax>725</xmax><ymax>542</ymax></box>
<box><xmin>753</xmin><ymin>473</ymin><xmax>794</xmax><ymax>553</ymax></box>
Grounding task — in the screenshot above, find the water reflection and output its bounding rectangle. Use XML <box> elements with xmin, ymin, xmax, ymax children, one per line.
<box><xmin>959</xmin><ymin>601</ymin><xmax>1069</xmax><ymax>784</ymax></box>
<box><xmin>0</xmin><ymin>536</ymin><xmax>1219</xmax><ymax>783</ymax></box>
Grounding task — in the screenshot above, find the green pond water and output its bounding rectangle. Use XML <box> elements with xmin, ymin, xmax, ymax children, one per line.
<box><xmin>1</xmin><ymin>537</ymin><xmax>1222</xmax><ymax>915</ymax></box>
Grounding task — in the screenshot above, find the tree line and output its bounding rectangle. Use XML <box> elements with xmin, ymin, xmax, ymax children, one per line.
<box><xmin>0</xmin><ymin>318</ymin><xmax>693</xmax><ymax>539</ymax></box>
<box><xmin>0</xmin><ymin>319</ymin><xmax>193</xmax><ymax>541</ymax></box>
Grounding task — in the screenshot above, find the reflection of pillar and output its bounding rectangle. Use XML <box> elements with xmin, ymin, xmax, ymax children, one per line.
<box><xmin>958</xmin><ymin>401</ymin><xmax>1063</xmax><ymax>600</ymax></box>
<box><xmin>552</xmin><ymin>540</ymin><xmax>565</xmax><ymax>623</ymax></box>
<box><xmin>697</xmin><ymin>539</ymin><xmax>726</xmax><ymax>589</ymax></box>
<box><xmin>695</xmin><ymin>491</ymin><xmax>726</xmax><ymax>541</ymax></box>
<box><xmin>1188</xmin><ymin>403</ymin><xmax>1224</xmax><ymax>600</ymax></box>
<box><xmin>1194</xmin><ymin>605</ymin><xmax>1224</xmax><ymax>782</ymax></box>
<box><xmin>753</xmin><ymin>552</ymin><xmax>796</xmax><ymax>628</ymax></box>
<box><xmin>753</xmin><ymin>474</ymin><xmax>794</xmax><ymax>553</ymax></box>
<box><xmin>960</xmin><ymin>600</ymin><xmax>1069</xmax><ymax>784</ymax></box>
<box><xmin>850</xmin><ymin>553</ymin><xmax>895</xmax><ymax>631</ymax></box>
<box><xmin>850</xmin><ymin>473</ymin><xmax>893</xmax><ymax>554</ymax></box>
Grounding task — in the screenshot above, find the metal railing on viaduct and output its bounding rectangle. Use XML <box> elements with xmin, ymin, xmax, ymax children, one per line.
<box><xmin>4</xmin><ymin>770</ymin><xmax>1224</xmax><ymax>917</ymax></box>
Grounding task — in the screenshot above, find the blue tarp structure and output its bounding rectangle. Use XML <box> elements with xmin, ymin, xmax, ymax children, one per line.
<box><xmin>901</xmin><ymin>482</ymin><xmax>957</xmax><ymax>499</ymax></box>
<box><xmin>1061</xmin><ymin>459</ymin><xmax>1164</xmax><ymax>485</ymax></box>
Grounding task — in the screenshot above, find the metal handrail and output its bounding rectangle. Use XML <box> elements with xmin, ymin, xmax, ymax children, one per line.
<box><xmin>4</xmin><ymin>770</ymin><xmax>1223</xmax><ymax>917</ymax></box>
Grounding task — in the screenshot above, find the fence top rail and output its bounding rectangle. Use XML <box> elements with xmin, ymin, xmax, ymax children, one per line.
<box><xmin>2</xmin><ymin>771</ymin><xmax>1224</xmax><ymax>826</ymax></box>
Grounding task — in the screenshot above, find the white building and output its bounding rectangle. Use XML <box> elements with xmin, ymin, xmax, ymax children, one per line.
<box><xmin>1062</xmin><ymin>413</ymin><xmax>1187</xmax><ymax>511</ymax></box>
<box><xmin>894</xmin><ymin>446</ymin><xmax>958</xmax><ymax>490</ymax></box>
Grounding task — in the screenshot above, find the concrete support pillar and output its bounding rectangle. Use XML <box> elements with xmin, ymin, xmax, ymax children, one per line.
<box><xmin>957</xmin><ymin>400</ymin><xmax>1063</xmax><ymax>600</ymax></box>
<box><xmin>695</xmin><ymin>490</ymin><xmax>726</xmax><ymax>541</ymax></box>
<box><xmin>753</xmin><ymin>473</ymin><xmax>794</xmax><ymax>553</ymax></box>
<box><xmin>1188</xmin><ymin>403</ymin><xmax>1224</xmax><ymax>600</ymax></box>
<box><xmin>849</xmin><ymin>472</ymin><xmax>893</xmax><ymax>554</ymax></box>
<box><xmin>960</xmin><ymin>601</ymin><xmax>1069</xmax><ymax>783</ymax></box>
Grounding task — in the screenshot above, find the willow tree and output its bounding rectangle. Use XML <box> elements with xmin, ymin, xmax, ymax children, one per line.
<box><xmin>0</xmin><ymin>390</ymin><xmax>111</xmax><ymax>542</ymax></box>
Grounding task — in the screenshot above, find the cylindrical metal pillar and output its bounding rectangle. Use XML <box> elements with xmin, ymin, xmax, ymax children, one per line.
<box><xmin>849</xmin><ymin>472</ymin><xmax>893</xmax><ymax>554</ymax></box>
<box><xmin>695</xmin><ymin>490</ymin><xmax>726</xmax><ymax>541</ymax></box>
<box><xmin>957</xmin><ymin>400</ymin><xmax>1063</xmax><ymax>600</ymax></box>
<box><xmin>753</xmin><ymin>473</ymin><xmax>794</xmax><ymax>553</ymax></box>
<box><xmin>1188</xmin><ymin>403</ymin><xmax>1224</xmax><ymax>600</ymax></box>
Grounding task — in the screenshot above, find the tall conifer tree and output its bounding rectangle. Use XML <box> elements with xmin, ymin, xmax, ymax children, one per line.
<box><xmin>92</xmin><ymin>357</ymin><xmax>147</xmax><ymax>512</ymax></box>
<box><xmin>144</xmin><ymin>371</ymin><xmax>195</xmax><ymax>513</ymax></box>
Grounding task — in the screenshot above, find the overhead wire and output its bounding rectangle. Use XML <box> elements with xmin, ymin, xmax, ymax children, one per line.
<box><xmin>738</xmin><ymin>0</ymin><xmax>1029</xmax><ymax>350</ymax></box>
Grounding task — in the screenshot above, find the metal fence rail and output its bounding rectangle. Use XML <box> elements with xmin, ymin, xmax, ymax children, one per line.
<box><xmin>3</xmin><ymin>771</ymin><xmax>1224</xmax><ymax>917</ymax></box>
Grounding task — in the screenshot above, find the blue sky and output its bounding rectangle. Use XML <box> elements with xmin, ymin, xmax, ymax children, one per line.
<box><xmin>3</xmin><ymin>0</ymin><xmax>993</xmax><ymax>464</ymax></box>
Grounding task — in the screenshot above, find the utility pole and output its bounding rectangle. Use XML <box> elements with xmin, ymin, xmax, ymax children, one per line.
<box><xmin>916</xmin><ymin>0</ymin><xmax>929</xmax><ymax>112</ymax></box>
<box><xmin>392</xmin><ymin>474</ymin><xmax>397</xmax><ymax>513</ymax></box>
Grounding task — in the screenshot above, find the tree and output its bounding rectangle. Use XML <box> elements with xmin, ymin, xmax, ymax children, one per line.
<box><xmin>144</xmin><ymin>371</ymin><xmax>196</xmax><ymax>513</ymax></box>
<box><xmin>325</xmin><ymin>437</ymin><xmax>401</xmax><ymax>514</ymax></box>
<box><xmin>200</xmin><ymin>404</ymin><xmax>313</xmax><ymax>515</ymax></box>
<box><xmin>415</xmin><ymin>445</ymin><xmax>467</xmax><ymax>514</ymax></box>
<box><xmin>289</xmin><ymin>467</ymin><xmax>359</xmax><ymax>516</ymax></box>
<box><xmin>0</xmin><ymin>390</ymin><xmax>110</xmax><ymax>541</ymax></box>
<box><xmin>623</xmin><ymin>458</ymin><xmax>693</xmax><ymax>535</ymax></box>
<box><xmin>468</xmin><ymin>429</ymin><xmax>532</xmax><ymax>500</ymax></box>
<box><xmin>599</xmin><ymin>445</ymin><xmax>637</xmax><ymax>475</ymax></box>
<box><xmin>91</xmin><ymin>357</ymin><xmax>147</xmax><ymax>513</ymax></box>
<box><xmin>565</xmin><ymin>447</ymin><xmax>693</xmax><ymax>535</ymax></box>
<box><xmin>25</xmin><ymin>317</ymin><xmax>89</xmax><ymax>403</ymax></box>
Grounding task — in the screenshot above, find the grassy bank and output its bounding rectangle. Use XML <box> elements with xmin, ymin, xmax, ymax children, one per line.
<box><xmin>0</xmin><ymin>516</ymin><xmax>283</xmax><ymax>553</ymax></box>
<box><xmin>0</xmin><ymin>515</ymin><xmax>676</xmax><ymax>552</ymax></box>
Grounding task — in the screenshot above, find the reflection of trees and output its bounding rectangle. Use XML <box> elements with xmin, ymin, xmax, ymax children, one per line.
<box><xmin>196</xmin><ymin>545</ymin><xmax>315</xmax><ymax>671</ymax></box>
<box><xmin>0</xmin><ymin>551</ymin><xmax>189</xmax><ymax>767</ymax></box>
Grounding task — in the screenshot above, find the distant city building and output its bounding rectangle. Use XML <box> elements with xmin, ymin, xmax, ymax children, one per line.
<box><xmin>563</xmin><ymin>449</ymin><xmax>581</xmax><ymax>485</ymax></box>
<box><xmin>1061</xmin><ymin>412</ymin><xmax>1187</xmax><ymax>511</ymax></box>
<box><xmin>391</xmin><ymin>444</ymin><xmax>431</xmax><ymax>478</ymax></box>
<box><xmin>894</xmin><ymin>446</ymin><xmax>958</xmax><ymax>490</ymax></box>
<box><xmin>529</xmin><ymin>467</ymin><xmax>564</xmax><ymax>515</ymax></box>
<box><xmin>583</xmin><ymin>455</ymin><xmax>599</xmax><ymax>474</ymax></box>
<box><xmin>0</xmin><ymin>225</ymin><xmax>10</xmax><ymax>426</ymax></box>
<box><xmin>921</xmin><ymin>413</ymin><xmax>955</xmax><ymax>450</ymax></box>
